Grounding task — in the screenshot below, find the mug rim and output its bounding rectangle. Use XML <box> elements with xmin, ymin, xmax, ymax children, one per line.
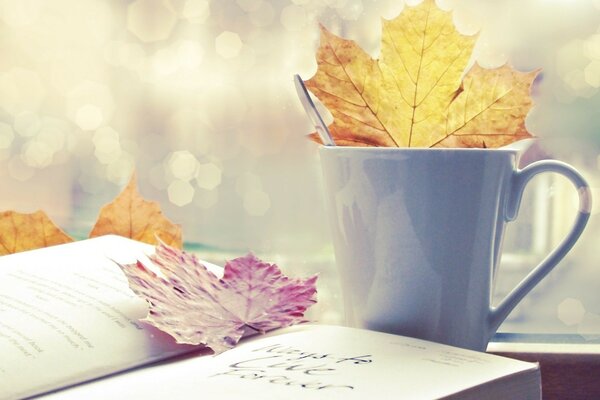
<box><xmin>319</xmin><ymin>146</ymin><xmax>518</xmax><ymax>154</ymax></box>
<box><xmin>318</xmin><ymin>138</ymin><xmax>535</xmax><ymax>154</ymax></box>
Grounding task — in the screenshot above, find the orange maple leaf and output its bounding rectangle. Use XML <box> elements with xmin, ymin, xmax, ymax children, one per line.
<box><xmin>0</xmin><ymin>210</ymin><xmax>74</xmax><ymax>256</ymax></box>
<box><xmin>0</xmin><ymin>174</ymin><xmax>181</xmax><ymax>255</ymax></box>
<box><xmin>89</xmin><ymin>174</ymin><xmax>182</xmax><ymax>248</ymax></box>
<box><xmin>305</xmin><ymin>0</ymin><xmax>538</xmax><ymax>148</ymax></box>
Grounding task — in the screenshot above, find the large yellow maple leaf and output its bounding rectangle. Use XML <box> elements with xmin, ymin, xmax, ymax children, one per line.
<box><xmin>305</xmin><ymin>0</ymin><xmax>538</xmax><ymax>148</ymax></box>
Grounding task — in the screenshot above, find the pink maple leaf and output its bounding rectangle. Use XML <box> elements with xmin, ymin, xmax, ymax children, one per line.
<box><xmin>119</xmin><ymin>242</ymin><xmax>318</xmax><ymax>354</ymax></box>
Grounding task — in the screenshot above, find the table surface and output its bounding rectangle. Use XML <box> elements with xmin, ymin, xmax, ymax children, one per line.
<box><xmin>488</xmin><ymin>334</ymin><xmax>600</xmax><ymax>400</ymax></box>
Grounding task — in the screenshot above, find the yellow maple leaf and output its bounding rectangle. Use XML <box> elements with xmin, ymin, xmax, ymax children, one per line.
<box><xmin>305</xmin><ymin>0</ymin><xmax>538</xmax><ymax>148</ymax></box>
<box><xmin>89</xmin><ymin>174</ymin><xmax>182</xmax><ymax>248</ymax></box>
<box><xmin>0</xmin><ymin>210</ymin><xmax>74</xmax><ymax>256</ymax></box>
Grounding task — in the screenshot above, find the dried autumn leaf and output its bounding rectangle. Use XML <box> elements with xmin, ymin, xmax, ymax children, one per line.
<box><xmin>305</xmin><ymin>0</ymin><xmax>538</xmax><ymax>148</ymax></box>
<box><xmin>89</xmin><ymin>174</ymin><xmax>182</xmax><ymax>248</ymax></box>
<box><xmin>0</xmin><ymin>210</ymin><xmax>74</xmax><ymax>255</ymax></box>
<box><xmin>120</xmin><ymin>242</ymin><xmax>318</xmax><ymax>354</ymax></box>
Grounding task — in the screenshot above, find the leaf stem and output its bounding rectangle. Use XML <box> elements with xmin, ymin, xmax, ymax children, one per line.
<box><xmin>408</xmin><ymin>1</ymin><xmax>432</xmax><ymax>147</ymax></box>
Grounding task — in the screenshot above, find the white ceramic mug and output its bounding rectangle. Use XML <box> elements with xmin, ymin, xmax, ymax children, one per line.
<box><xmin>320</xmin><ymin>146</ymin><xmax>592</xmax><ymax>351</ymax></box>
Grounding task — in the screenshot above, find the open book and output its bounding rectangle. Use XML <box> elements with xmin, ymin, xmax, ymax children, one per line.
<box><xmin>0</xmin><ymin>236</ymin><xmax>540</xmax><ymax>399</ymax></box>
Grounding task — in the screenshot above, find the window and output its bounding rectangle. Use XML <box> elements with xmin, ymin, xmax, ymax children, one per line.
<box><xmin>0</xmin><ymin>0</ymin><xmax>598</xmax><ymax>335</ymax></box>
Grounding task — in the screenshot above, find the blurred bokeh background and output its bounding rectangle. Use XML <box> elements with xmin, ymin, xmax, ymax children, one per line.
<box><xmin>0</xmin><ymin>0</ymin><xmax>599</xmax><ymax>335</ymax></box>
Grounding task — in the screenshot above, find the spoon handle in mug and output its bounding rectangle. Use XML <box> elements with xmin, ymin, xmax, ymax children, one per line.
<box><xmin>293</xmin><ymin>74</ymin><xmax>336</xmax><ymax>146</ymax></box>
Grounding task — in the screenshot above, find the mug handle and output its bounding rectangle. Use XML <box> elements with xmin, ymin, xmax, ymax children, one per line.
<box><xmin>488</xmin><ymin>160</ymin><xmax>592</xmax><ymax>334</ymax></box>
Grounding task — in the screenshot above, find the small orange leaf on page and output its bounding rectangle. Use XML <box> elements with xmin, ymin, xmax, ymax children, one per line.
<box><xmin>89</xmin><ymin>174</ymin><xmax>182</xmax><ymax>248</ymax></box>
<box><xmin>0</xmin><ymin>210</ymin><xmax>74</xmax><ymax>255</ymax></box>
<box><xmin>304</xmin><ymin>0</ymin><xmax>537</xmax><ymax>148</ymax></box>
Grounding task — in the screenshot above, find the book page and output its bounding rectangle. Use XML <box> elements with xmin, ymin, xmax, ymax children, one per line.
<box><xmin>38</xmin><ymin>325</ymin><xmax>539</xmax><ymax>400</ymax></box>
<box><xmin>0</xmin><ymin>236</ymin><xmax>198</xmax><ymax>400</ymax></box>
